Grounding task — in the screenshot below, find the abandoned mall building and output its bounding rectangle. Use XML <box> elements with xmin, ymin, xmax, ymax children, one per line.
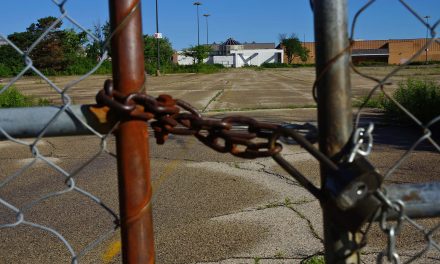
<box><xmin>174</xmin><ymin>37</ymin><xmax>440</xmax><ymax>67</ymax></box>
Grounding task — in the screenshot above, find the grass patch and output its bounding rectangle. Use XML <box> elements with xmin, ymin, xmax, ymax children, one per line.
<box><xmin>154</xmin><ymin>63</ymin><xmax>225</xmax><ymax>75</ymax></box>
<box><xmin>353</xmin><ymin>94</ymin><xmax>386</xmax><ymax>108</ymax></box>
<box><xmin>208</xmin><ymin>104</ymin><xmax>317</xmax><ymax>113</ymax></box>
<box><xmin>0</xmin><ymin>87</ymin><xmax>50</xmax><ymax>107</ymax></box>
<box><xmin>302</xmin><ymin>255</ymin><xmax>325</xmax><ymax>264</ymax></box>
<box><xmin>383</xmin><ymin>78</ymin><xmax>440</xmax><ymax>124</ymax></box>
<box><xmin>260</xmin><ymin>62</ymin><xmax>315</xmax><ymax>68</ymax></box>
<box><xmin>243</xmin><ymin>65</ymin><xmax>264</xmax><ymax>71</ymax></box>
<box><xmin>274</xmin><ymin>251</ymin><xmax>285</xmax><ymax>259</ymax></box>
<box><xmin>0</xmin><ymin>59</ymin><xmax>113</xmax><ymax>77</ymax></box>
<box><xmin>355</xmin><ymin>61</ymin><xmax>388</xmax><ymax>67</ymax></box>
<box><xmin>408</xmin><ymin>61</ymin><xmax>440</xmax><ymax>66</ymax></box>
<box><xmin>354</xmin><ymin>78</ymin><xmax>440</xmax><ymax>125</ymax></box>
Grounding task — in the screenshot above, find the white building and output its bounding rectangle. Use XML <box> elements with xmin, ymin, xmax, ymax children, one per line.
<box><xmin>176</xmin><ymin>38</ymin><xmax>284</xmax><ymax>68</ymax></box>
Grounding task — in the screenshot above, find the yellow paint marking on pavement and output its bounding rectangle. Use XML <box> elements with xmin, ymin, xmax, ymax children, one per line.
<box><xmin>102</xmin><ymin>138</ymin><xmax>194</xmax><ymax>263</ymax></box>
<box><xmin>102</xmin><ymin>240</ymin><xmax>121</xmax><ymax>263</ymax></box>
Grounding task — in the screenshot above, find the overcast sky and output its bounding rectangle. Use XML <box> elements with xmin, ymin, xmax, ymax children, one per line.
<box><xmin>0</xmin><ymin>0</ymin><xmax>438</xmax><ymax>50</ymax></box>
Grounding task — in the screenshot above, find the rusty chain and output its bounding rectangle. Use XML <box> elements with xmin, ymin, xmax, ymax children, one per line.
<box><xmin>95</xmin><ymin>79</ymin><xmax>313</xmax><ymax>159</ymax></box>
<box><xmin>95</xmin><ymin>79</ymin><xmax>386</xmax><ymax>233</ymax></box>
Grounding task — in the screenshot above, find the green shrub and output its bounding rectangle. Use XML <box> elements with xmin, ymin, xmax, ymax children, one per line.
<box><xmin>40</xmin><ymin>58</ymin><xmax>112</xmax><ymax>76</ymax></box>
<box><xmin>302</xmin><ymin>255</ymin><xmax>325</xmax><ymax>264</ymax></box>
<box><xmin>0</xmin><ymin>87</ymin><xmax>51</xmax><ymax>107</ymax></box>
<box><xmin>408</xmin><ymin>61</ymin><xmax>440</xmax><ymax>66</ymax></box>
<box><xmin>353</xmin><ymin>94</ymin><xmax>386</xmax><ymax>108</ymax></box>
<box><xmin>356</xmin><ymin>61</ymin><xmax>388</xmax><ymax>67</ymax></box>
<box><xmin>0</xmin><ymin>63</ymin><xmax>12</xmax><ymax>77</ymax></box>
<box><xmin>0</xmin><ymin>57</ymin><xmax>112</xmax><ymax>77</ymax></box>
<box><xmin>383</xmin><ymin>78</ymin><xmax>440</xmax><ymax>124</ymax></box>
<box><xmin>261</xmin><ymin>62</ymin><xmax>292</xmax><ymax>68</ymax></box>
<box><xmin>150</xmin><ymin>63</ymin><xmax>225</xmax><ymax>75</ymax></box>
<box><xmin>260</xmin><ymin>62</ymin><xmax>314</xmax><ymax>68</ymax></box>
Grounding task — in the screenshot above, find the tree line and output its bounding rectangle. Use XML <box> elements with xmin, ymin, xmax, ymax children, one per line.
<box><xmin>0</xmin><ymin>16</ymin><xmax>310</xmax><ymax>77</ymax></box>
<box><xmin>0</xmin><ymin>16</ymin><xmax>174</xmax><ymax>77</ymax></box>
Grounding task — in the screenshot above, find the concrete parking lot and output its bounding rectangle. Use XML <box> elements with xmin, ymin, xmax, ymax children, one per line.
<box><xmin>1</xmin><ymin>67</ymin><xmax>439</xmax><ymax>263</ymax></box>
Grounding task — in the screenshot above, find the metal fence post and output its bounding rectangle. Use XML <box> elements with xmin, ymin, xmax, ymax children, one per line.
<box><xmin>109</xmin><ymin>1</ymin><xmax>155</xmax><ymax>263</ymax></box>
<box><xmin>314</xmin><ymin>0</ymin><xmax>358</xmax><ymax>263</ymax></box>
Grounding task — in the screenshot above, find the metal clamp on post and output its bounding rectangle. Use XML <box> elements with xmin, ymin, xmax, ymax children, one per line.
<box><xmin>323</xmin><ymin>155</ymin><xmax>384</xmax><ymax>231</ymax></box>
<box><xmin>323</xmin><ymin>123</ymin><xmax>380</xmax><ymax>212</ymax></box>
<box><xmin>271</xmin><ymin>126</ymin><xmax>384</xmax><ymax>231</ymax></box>
<box><xmin>323</xmin><ymin>123</ymin><xmax>383</xmax><ymax>231</ymax></box>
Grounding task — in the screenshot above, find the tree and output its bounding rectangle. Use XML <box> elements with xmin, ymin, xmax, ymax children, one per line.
<box><xmin>143</xmin><ymin>35</ymin><xmax>174</xmax><ymax>71</ymax></box>
<box><xmin>279</xmin><ymin>34</ymin><xmax>309</xmax><ymax>64</ymax></box>
<box><xmin>86</xmin><ymin>21</ymin><xmax>111</xmax><ymax>60</ymax></box>
<box><xmin>183</xmin><ymin>45</ymin><xmax>212</xmax><ymax>64</ymax></box>
<box><xmin>5</xmin><ymin>16</ymin><xmax>88</xmax><ymax>72</ymax></box>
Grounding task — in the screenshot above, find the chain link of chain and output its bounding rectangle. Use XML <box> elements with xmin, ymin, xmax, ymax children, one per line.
<box><xmin>348</xmin><ymin>123</ymin><xmax>374</xmax><ymax>163</ymax></box>
<box><xmin>376</xmin><ymin>190</ymin><xmax>406</xmax><ymax>264</ymax></box>
<box><xmin>96</xmin><ymin>79</ymin><xmax>292</xmax><ymax>159</ymax></box>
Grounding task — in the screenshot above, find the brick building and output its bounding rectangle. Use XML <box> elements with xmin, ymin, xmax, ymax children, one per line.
<box><xmin>285</xmin><ymin>38</ymin><xmax>440</xmax><ymax>65</ymax></box>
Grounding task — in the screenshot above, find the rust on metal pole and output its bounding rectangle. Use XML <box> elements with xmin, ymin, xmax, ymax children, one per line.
<box><xmin>314</xmin><ymin>0</ymin><xmax>358</xmax><ymax>263</ymax></box>
<box><xmin>109</xmin><ymin>1</ymin><xmax>155</xmax><ymax>263</ymax></box>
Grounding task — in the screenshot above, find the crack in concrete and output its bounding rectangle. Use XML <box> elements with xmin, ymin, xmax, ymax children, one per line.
<box><xmin>209</xmin><ymin>195</ymin><xmax>322</xmax><ymax>245</ymax></box>
<box><xmin>257</xmin><ymin>161</ymin><xmax>302</xmax><ymax>187</ymax></box>
<box><xmin>223</xmin><ymin>160</ymin><xmax>302</xmax><ymax>188</ymax></box>
<box><xmin>286</xmin><ymin>205</ymin><xmax>323</xmax><ymax>243</ymax></box>
<box><xmin>44</xmin><ymin>139</ymin><xmax>56</xmax><ymax>157</ymax></box>
<box><xmin>202</xmin><ymin>89</ymin><xmax>224</xmax><ymax>113</ymax></box>
<box><xmin>150</xmin><ymin>155</ymin><xmax>202</xmax><ymax>163</ymax></box>
<box><xmin>209</xmin><ymin>198</ymin><xmax>315</xmax><ymax>221</ymax></box>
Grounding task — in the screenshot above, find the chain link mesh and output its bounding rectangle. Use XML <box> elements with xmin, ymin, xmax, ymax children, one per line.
<box><xmin>345</xmin><ymin>1</ymin><xmax>440</xmax><ymax>263</ymax></box>
<box><xmin>1</xmin><ymin>0</ymin><xmax>439</xmax><ymax>263</ymax></box>
<box><xmin>0</xmin><ymin>1</ymin><xmax>138</xmax><ymax>263</ymax></box>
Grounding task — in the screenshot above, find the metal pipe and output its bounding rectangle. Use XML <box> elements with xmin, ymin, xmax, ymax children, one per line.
<box><xmin>314</xmin><ymin>0</ymin><xmax>356</xmax><ymax>263</ymax></box>
<box><xmin>378</xmin><ymin>182</ymin><xmax>440</xmax><ymax>220</ymax></box>
<box><xmin>0</xmin><ymin>105</ymin><xmax>113</xmax><ymax>139</ymax></box>
<box><xmin>109</xmin><ymin>0</ymin><xmax>155</xmax><ymax>263</ymax></box>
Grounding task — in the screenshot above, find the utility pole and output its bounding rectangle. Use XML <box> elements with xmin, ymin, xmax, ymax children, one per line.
<box><xmin>156</xmin><ymin>0</ymin><xmax>161</xmax><ymax>76</ymax></box>
<box><xmin>193</xmin><ymin>2</ymin><xmax>202</xmax><ymax>46</ymax></box>
<box><xmin>424</xmin><ymin>15</ymin><xmax>430</xmax><ymax>64</ymax></box>
<box><xmin>203</xmin><ymin>14</ymin><xmax>210</xmax><ymax>45</ymax></box>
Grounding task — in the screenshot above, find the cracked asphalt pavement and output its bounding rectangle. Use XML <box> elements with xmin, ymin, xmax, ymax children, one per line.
<box><xmin>1</xmin><ymin>68</ymin><xmax>439</xmax><ymax>263</ymax></box>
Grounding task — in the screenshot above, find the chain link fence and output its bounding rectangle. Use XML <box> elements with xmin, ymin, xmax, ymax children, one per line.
<box><xmin>0</xmin><ymin>0</ymin><xmax>131</xmax><ymax>263</ymax></box>
<box><xmin>0</xmin><ymin>0</ymin><xmax>439</xmax><ymax>263</ymax></box>
<box><xmin>345</xmin><ymin>0</ymin><xmax>440</xmax><ymax>263</ymax></box>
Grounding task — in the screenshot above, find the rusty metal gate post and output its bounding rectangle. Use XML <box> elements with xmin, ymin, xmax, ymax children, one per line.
<box><xmin>314</xmin><ymin>0</ymin><xmax>358</xmax><ymax>263</ymax></box>
<box><xmin>109</xmin><ymin>1</ymin><xmax>155</xmax><ymax>263</ymax></box>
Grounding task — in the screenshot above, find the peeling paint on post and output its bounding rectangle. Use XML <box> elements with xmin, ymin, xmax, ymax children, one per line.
<box><xmin>109</xmin><ymin>0</ymin><xmax>155</xmax><ymax>263</ymax></box>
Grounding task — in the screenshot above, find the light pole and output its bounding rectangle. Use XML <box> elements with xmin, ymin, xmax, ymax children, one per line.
<box><xmin>193</xmin><ymin>2</ymin><xmax>202</xmax><ymax>46</ymax></box>
<box><xmin>203</xmin><ymin>14</ymin><xmax>210</xmax><ymax>45</ymax></box>
<box><xmin>424</xmin><ymin>15</ymin><xmax>430</xmax><ymax>64</ymax></box>
<box><xmin>155</xmin><ymin>0</ymin><xmax>160</xmax><ymax>75</ymax></box>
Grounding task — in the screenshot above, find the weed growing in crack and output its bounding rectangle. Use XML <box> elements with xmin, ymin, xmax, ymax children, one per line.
<box><xmin>302</xmin><ymin>254</ymin><xmax>325</xmax><ymax>264</ymax></box>
<box><xmin>274</xmin><ymin>250</ymin><xmax>285</xmax><ymax>259</ymax></box>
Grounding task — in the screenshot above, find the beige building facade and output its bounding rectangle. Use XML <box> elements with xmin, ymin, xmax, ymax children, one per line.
<box><xmin>285</xmin><ymin>38</ymin><xmax>440</xmax><ymax>65</ymax></box>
